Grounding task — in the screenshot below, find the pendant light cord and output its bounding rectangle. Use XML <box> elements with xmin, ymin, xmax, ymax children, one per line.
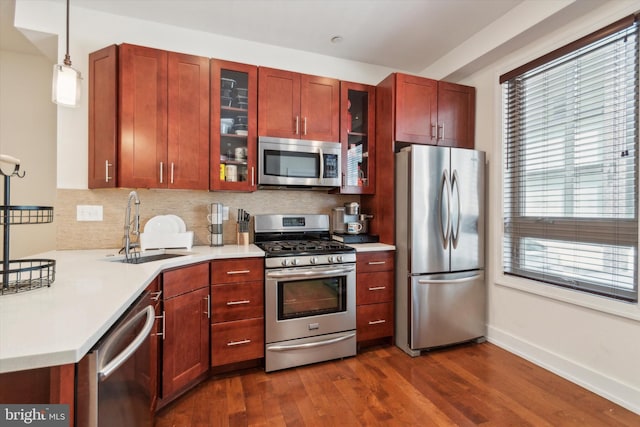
<box><xmin>63</xmin><ymin>0</ymin><xmax>71</xmax><ymax>66</ymax></box>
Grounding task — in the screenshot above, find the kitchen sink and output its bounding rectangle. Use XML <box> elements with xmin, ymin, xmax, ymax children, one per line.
<box><xmin>106</xmin><ymin>251</ymin><xmax>191</xmax><ymax>264</ymax></box>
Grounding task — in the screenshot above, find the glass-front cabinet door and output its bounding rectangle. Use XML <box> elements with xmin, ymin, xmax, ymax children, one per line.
<box><xmin>340</xmin><ymin>82</ymin><xmax>375</xmax><ymax>194</ymax></box>
<box><xmin>210</xmin><ymin>59</ymin><xmax>257</xmax><ymax>191</ymax></box>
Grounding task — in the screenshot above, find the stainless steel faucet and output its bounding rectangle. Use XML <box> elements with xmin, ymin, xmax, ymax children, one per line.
<box><xmin>123</xmin><ymin>190</ymin><xmax>141</xmax><ymax>261</ymax></box>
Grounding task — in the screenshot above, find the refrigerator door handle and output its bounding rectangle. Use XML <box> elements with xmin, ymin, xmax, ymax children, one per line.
<box><xmin>439</xmin><ymin>170</ymin><xmax>451</xmax><ymax>249</ymax></box>
<box><xmin>451</xmin><ymin>169</ymin><xmax>461</xmax><ymax>249</ymax></box>
<box><xmin>418</xmin><ymin>274</ymin><xmax>482</xmax><ymax>285</ymax></box>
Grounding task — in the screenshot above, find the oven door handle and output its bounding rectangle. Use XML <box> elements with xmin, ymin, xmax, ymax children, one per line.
<box><xmin>268</xmin><ymin>332</ymin><xmax>356</xmax><ymax>351</ymax></box>
<box><xmin>267</xmin><ymin>266</ymin><xmax>355</xmax><ymax>279</ymax></box>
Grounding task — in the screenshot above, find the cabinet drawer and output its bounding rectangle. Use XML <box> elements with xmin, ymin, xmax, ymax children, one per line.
<box><xmin>357</xmin><ymin>251</ymin><xmax>394</xmax><ymax>273</ymax></box>
<box><xmin>211</xmin><ymin>258</ymin><xmax>264</xmax><ymax>284</ymax></box>
<box><xmin>211</xmin><ymin>318</ymin><xmax>264</xmax><ymax>366</ymax></box>
<box><xmin>357</xmin><ymin>271</ymin><xmax>393</xmax><ymax>305</ymax></box>
<box><xmin>211</xmin><ymin>281</ymin><xmax>264</xmax><ymax>322</ymax></box>
<box><xmin>357</xmin><ymin>302</ymin><xmax>393</xmax><ymax>342</ymax></box>
<box><xmin>163</xmin><ymin>263</ymin><xmax>209</xmax><ymax>299</ymax></box>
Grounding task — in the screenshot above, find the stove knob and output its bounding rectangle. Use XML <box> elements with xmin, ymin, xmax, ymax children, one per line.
<box><xmin>336</xmin><ymin>255</ymin><xmax>343</xmax><ymax>263</ymax></box>
<box><xmin>281</xmin><ymin>259</ymin><xmax>289</xmax><ymax>267</ymax></box>
<box><xmin>327</xmin><ymin>256</ymin><xmax>335</xmax><ymax>263</ymax></box>
<box><xmin>310</xmin><ymin>257</ymin><xmax>318</xmax><ymax>265</ymax></box>
<box><xmin>291</xmin><ymin>258</ymin><xmax>300</xmax><ymax>266</ymax></box>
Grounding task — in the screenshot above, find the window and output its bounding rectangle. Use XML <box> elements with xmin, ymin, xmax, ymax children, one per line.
<box><xmin>501</xmin><ymin>16</ymin><xmax>639</xmax><ymax>302</ymax></box>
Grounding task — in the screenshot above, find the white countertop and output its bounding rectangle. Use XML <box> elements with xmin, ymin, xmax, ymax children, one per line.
<box><xmin>348</xmin><ymin>243</ymin><xmax>396</xmax><ymax>252</ymax></box>
<box><xmin>0</xmin><ymin>245</ymin><xmax>264</xmax><ymax>374</ymax></box>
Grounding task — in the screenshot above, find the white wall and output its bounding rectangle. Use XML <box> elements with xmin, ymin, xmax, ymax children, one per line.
<box><xmin>464</xmin><ymin>0</ymin><xmax>640</xmax><ymax>414</ymax></box>
<box><xmin>0</xmin><ymin>50</ymin><xmax>56</xmax><ymax>258</ymax></box>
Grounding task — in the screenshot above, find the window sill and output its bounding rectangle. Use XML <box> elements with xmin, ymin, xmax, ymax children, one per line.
<box><xmin>494</xmin><ymin>273</ymin><xmax>640</xmax><ymax>322</ymax></box>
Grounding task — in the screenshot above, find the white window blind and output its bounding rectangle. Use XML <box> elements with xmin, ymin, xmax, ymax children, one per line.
<box><xmin>501</xmin><ymin>16</ymin><xmax>639</xmax><ymax>302</ymax></box>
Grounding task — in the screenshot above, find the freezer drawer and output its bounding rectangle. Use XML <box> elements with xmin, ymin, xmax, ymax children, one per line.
<box><xmin>410</xmin><ymin>270</ymin><xmax>485</xmax><ymax>351</ymax></box>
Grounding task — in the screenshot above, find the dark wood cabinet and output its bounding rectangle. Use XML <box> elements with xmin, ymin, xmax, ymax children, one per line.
<box><xmin>395</xmin><ymin>73</ymin><xmax>475</xmax><ymax>148</ymax></box>
<box><xmin>339</xmin><ymin>81</ymin><xmax>376</xmax><ymax>194</ymax></box>
<box><xmin>89</xmin><ymin>43</ymin><xmax>209</xmax><ymax>190</ymax></box>
<box><xmin>210</xmin><ymin>258</ymin><xmax>264</xmax><ymax>367</ymax></box>
<box><xmin>210</xmin><ymin>59</ymin><xmax>258</xmax><ymax>191</ymax></box>
<box><xmin>258</xmin><ymin>67</ymin><xmax>339</xmax><ymax>142</ymax></box>
<box><xmin>160</xmin><ymin>263</ymin><xmax>210</xmax><ymax>401</ymax></box>
<box><xmin>356</xmin><ymin>251</ymin><xmax>395</xmax><ymax>346</ymax></box>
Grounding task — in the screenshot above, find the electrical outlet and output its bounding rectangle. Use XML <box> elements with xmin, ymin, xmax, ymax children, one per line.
<box><xmin>223</xmin><ymin>206</ymin><xmax>229</xmax><ymax>221</ymax></box>
<box><xmin>77</xmin><ymin>205</ymin><xmax>103</xmax><ymax>221</ymax></box>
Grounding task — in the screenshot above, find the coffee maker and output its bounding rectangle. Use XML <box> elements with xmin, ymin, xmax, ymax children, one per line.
<box><xmin>331</xmin><ymin>203</ymin><xmax>379</xmax><ymax>243</ymax></box>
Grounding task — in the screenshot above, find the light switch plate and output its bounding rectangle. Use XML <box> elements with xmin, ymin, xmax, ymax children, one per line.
<box><xmin>77</xmin><ymin>205</ymin><xmax>103</xmax><ymax>221</ymax></box>
<box><xmin>223</xmin><ymin>206</ymin><xmax>229</xmax><ymax>221</ymax></box>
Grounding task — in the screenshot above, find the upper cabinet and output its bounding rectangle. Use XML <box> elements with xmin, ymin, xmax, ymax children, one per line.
<box><xmin>89</xmin><ymin>43</ymin><xmax>210</xmax><ymax>190</ymax></box>
<box><xmin>395</xmin><ymin>73</ymin><xmax>475</xmax><ymax>149</ymax></box>
<box><xmin>210</xmin><ymin>60</ymin><xmax>258</xmax><ymax>192</ymax></box>
<box><xmin>258</xmin><ymin>67</ymin><xmax>340</xmax><ymax>142</ymax></box>
<box><xmin>340</xmin><ymin>81</ymin><xmax>375</xmax><ymax>194</ymax></box>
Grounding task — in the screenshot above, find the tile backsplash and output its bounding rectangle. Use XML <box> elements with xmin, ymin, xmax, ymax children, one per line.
<box><xmin>56</xmin><ymin>189</ymin><xmax>357</xmax><ymax>250</ymax></box>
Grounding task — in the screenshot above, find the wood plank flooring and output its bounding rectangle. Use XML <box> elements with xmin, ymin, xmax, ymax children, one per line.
<box><xmin>155</xmin><ymin>342</ymin><xmax>639</xmax><ymax>426</ymax></box>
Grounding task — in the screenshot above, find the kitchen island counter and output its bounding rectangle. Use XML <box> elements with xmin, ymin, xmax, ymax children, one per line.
<box><xmin>0</xmin><ymin>245</ymin><xmax>264</xmax><ymax>373</ymax></box>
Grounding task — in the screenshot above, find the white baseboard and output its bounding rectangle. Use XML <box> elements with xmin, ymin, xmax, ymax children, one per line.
<box><xmin>487</xmin><ymin>325</ymin><xmax>640</xmax><ymax>416</ymax></box>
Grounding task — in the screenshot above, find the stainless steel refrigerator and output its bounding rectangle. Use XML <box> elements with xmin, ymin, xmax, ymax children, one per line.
<box><xmin>395</xmin><ymin>144</ymin><xmax>486</xmax><ymax>357</ymax></box>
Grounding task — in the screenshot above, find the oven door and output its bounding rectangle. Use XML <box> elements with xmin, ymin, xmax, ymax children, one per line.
<box><xmin>258</xmin><ymin>136</ymin><xmax>341</xmax><ymax>187</ymax></box>
<box><xmin>265</xmin><ymin>264</ymin><xmax>356</xmax><ymax>344</ymax></box>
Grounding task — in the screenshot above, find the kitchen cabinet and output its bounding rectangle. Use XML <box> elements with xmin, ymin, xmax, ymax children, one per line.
<box><xmin>160</xmin><ymin>262</ymin><xmax>210</xmax><ymax>402</ymax></box>
<box><xmin>210</xmin><ymin>258</ymin><xmax>264</xmax><ymax>367</ymax></box>
<box><xmin>356</xmin><ymin>251</ymin><xmax>394</xmax><ymax>345</ymax></box>
<box><xmin>210</xmin><ymin>59</ymin><xmax>258</xmax><ymax>191</ymax></box>
<box><xmin>340</xmin><ymin>81</ymin><xmax>376</xmax><ymax>194</ymax></box>
<box><xmin>89</xmin><ymin>43</ymin><xmax>209</xmax><ymax>190</ymax></box>
<box><xmin>258</xmin><ymin>67</ymin><xmax>340</xmax><ymax>142</ymax></box>
<box><xmin>395</xmin><ymin>73</ymin><xmax>475</xmax><ymax>149</ymax></box>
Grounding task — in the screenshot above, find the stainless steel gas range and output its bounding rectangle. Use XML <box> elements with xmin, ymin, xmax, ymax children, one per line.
<box><xmin>254</xmin><ymin>214</ymin><xmax>357</xmax><ymax>372</ymax></box>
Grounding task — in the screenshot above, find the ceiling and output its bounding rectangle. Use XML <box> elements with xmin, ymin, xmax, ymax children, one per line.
<box><xmin>2</xmin><ymin>0</ymin><xmax>526</xmax><ymax>73</ymax></box>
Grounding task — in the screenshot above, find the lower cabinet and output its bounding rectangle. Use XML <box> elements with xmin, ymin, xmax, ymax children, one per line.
<box><xmin>210</xmin><ymin>258</ymin><xmax>264</xmax><ymax>367</ymax></box>
<box><xmin>356</xmin><ymin>251</ymin><xmax>395</xmax><ymax>345</ymax></box>
<box><xmin>160</xmin><ymin>262</ymin><xmax>210</xmax><ymax>401</ymax></box>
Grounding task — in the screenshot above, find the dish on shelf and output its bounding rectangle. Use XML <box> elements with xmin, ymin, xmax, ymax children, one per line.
<box><xmin>235</xmin><ymin>130</ymin><xmax>248</xmax><ymax>136</ymax></box>
<box><xmin>221</xmin><ymin>96</ymin><xmax>233</xmax><ymax>107</ymax></box>
<box><xmin>221</xmin><ymin>78</ymin><xmax>236</xmax><ymax>89</ymax></box>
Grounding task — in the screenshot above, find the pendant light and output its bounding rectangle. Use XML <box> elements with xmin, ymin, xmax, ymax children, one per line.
<box><xmin>52</xmin><ymin>0</ymin><xmax>81</xmax><ymax>107</ymax></box>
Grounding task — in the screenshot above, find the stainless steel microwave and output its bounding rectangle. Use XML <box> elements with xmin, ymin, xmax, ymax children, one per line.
<box><xmin>258</xmin><ymin>136</ymin><xmax>341</xmax><ymax>188</ymax></box>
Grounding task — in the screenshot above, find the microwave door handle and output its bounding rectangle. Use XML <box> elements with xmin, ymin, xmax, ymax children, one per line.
<box><xmin>318</xmin><ymin>148</ymin><xmax>324</xmax><ymax>179</ymax></box>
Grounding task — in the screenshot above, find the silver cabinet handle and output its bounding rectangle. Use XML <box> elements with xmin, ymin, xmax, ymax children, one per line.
<box><xmin>268</xmin><ymin>332</ymin><xmax>355</xmax><ymax>351</ymax></box>
<box><xmin>227</xmin><ymin>300</ymin><xmax>250</xmax><ymax>306</ymax></box>
<box><xmin>295</xmin><ymin>116</ymin><xmax>299</xmax><ymax>135</ymax></box>
<box><xmin>438</xmin><ymin>123</ymin><xmax>445</xmax><ymax>140</ymax></box>
<box><xmin>431</xmin><ymin>124</ymin><xmax>437</xmax><ymax>140</ymax></box>
<box><xmin>227</xmin><ymin>269</ymin><xmax>251</xmax><ymax>275</ymax></box>
<box><xmin>368</xmin><ymin>319</ymin><xmax>386</xmax><ymax>325</ymax></box>
<box><xmin>367</xmin><ymin>261</ymin><xmax>386</xmax><ymax>265</ymax></box>
<box><xmin>251</xmin><ymin>167</ymin><xmax>255</xmax><ymax>187</ymax></box>
<box><xmin>150</xmin><ymin>290</ymin><xmax>162</xmax><ymax>301</ymax></box>
<box><xmin>159</xmin><ymin>162</ymin><xmax>164</xmax><ymax>184</ymax></box>
<box><xmin>227</xmin><ymin>339</ymin><xmax>251</xmax><ymax>346</ymax></box>
<box><xmin>368</xmin><ymin>286</ymin><xmax>386</xmax><ymax>291</ymax></box>
<box><xmin>105</xmin><ymin>160</ymin><xmax>112</xmax><ymax>182</ymax></box>
<box><xmin>154</xmin><ymin>313</ymin><xmax>164</xmax><ymax>339</ymax></box>
<box><xmin>205</xmin><ymin>295</ymin><xmax>211</xmax><ymax>319</ymax></box>
<box><xmin>170</xmin><ymin>162</ymin><xmax>175</xmax><ymax>184</ymax></box>
<box><xmin>304</xmin><ymin>117</ymin><xmax>307</xmax><ymax>135</ymax></box>
<box><xmin>98</xmin><ymin>305</ymin><xmax>155</xmax><ymax>380</ymax></box>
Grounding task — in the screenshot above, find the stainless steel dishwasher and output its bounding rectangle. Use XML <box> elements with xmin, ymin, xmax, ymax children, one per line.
<box><xmin>77</xmin><ymin>291</ymin><xmax>156</xmax><ymax>427</ymax></box>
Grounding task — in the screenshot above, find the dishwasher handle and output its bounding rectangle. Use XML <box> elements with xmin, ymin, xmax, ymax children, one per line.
<box><xmin>98</xmin><ymin>305</ymin><xmax>155</xmax><ymax>380</ymax></box>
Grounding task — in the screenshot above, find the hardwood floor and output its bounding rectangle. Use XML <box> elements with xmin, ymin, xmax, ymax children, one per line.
<box><xmin>155</xmin><ymin>342</ymin><xmax>639</xmax><ymax>426</ymax></box>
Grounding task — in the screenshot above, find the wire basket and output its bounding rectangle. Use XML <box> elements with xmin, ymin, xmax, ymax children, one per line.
<box><xmin>0</xmin><ymin>259</ymin><xmax>56</xmax><ymax>295</ymax></box>
<box><xmin>0</xmin><ymin>206</ymin><xmax>54</xmax><ymax>225</ymax></box>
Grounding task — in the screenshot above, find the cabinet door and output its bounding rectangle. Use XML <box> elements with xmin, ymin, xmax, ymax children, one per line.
<box><xmin>162</xmin><ymin>286</ymin><xmax>209</xmax><ymax>398</ymax></box>
<box><xmin>88</xmin><ymin>44</ymin><xmax>118</xmax><ymax>188</ymax></box>
<box><xmin>395</xmin><ymin>73</ymin><xmax>438</xmax><ymax>144</ymax></box>
<box><xmin>340</xmin><ymin>81</ymin><xmax>375</xmax><ymax>194</ymax></box>
<box><xmin>167</xmin><ymin>52</ymin><xmax>210</xmax><ymax>189</ymax></box>
<box><xmin>300</xmin><ymin>74</ymin><xmax>340</xmax><ymax>142</ymax></box>
<box><xmin>258</xmin><ymin>67</ymin><xmax>300</xmax><ymax>138</ymax></box>
<box><xmin>437</xmin><ymin>81</ymin><xmax>476</xmax><ymax>149</ymax></box>
<box><xmin>356</xmin><ymin>302</ymin><xmax>393</xmax><ymax>342</ymax></box>
<box><xmin>211</xmin><ymin>60</ymin><xmax>258</xmax><ymax>191</ymax></box>
<box><xmin>119</xmin><ymin>44</ymin><xmax>168</xmax><ymax>188</ymax></box>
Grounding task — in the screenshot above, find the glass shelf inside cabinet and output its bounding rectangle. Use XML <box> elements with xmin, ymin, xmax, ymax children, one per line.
<box><xmin>220</xmin><ymin>69</ymin><xmax>249</xmax><ymax>183</ymax></box>
<box><xmin>346</xmin><ymin>89</ymin><xmax>369</xmax><ymax>188</ymax></box>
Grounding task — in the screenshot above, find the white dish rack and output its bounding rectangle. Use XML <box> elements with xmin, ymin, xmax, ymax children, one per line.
<box><xmin>140</xmin><ymin>215</ymin><xmax>193</xmax><ymax>251</ymax></box>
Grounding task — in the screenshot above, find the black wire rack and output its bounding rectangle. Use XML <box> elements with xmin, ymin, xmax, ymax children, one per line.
<box><xmin>0</xmin><ymin>156</ymin><xmax>56</xmax><ymax>295</ymax></box>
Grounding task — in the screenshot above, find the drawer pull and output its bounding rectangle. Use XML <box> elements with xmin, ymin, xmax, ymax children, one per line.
<box><xmin>227</xmin><ymin>339</ymin><xmax>251</xmax><ymax>346</ymax></box>
<box><xmin>150</xmin><ymin>290</ymin><xmax>162</xmax><ymax>301</ymax></box>
<box><xmin>227</xmin><ymin>270</ymin><xmax>251</xmax><ymax>275</ymax></box>
<box><xmin>368</xmin><ymin>319</ymin><xmax>387</xmax><ymax>325</ymax></box>
<box><xmin>368</xmin><ymin>286</ymin><xmax>386</xmax><ymax>291</ymax></box>
<box><xmin>367</xmin><ymin>261</ymin><xmax>387</xmax><ymax>265</ymax></box>
<box><xmin>226</xmin><ymin>300</ymin><xmax>250</xmax><ymax>306</ymax></box>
